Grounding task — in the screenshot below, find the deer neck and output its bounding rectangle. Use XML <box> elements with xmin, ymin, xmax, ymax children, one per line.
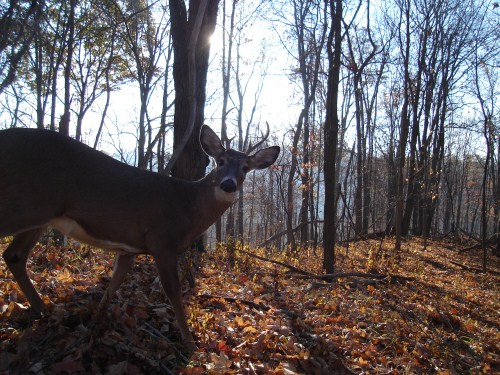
<box><xmin>189</xmin><ymin>169</ymin><xmax>238</xmax><ymax>225</ymax></box>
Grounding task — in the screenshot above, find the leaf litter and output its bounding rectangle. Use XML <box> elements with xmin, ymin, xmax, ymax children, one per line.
<box><xmin>0</xmin><ymin>237</ymin><xmax>498</xmax><ymax>374</ymax></box>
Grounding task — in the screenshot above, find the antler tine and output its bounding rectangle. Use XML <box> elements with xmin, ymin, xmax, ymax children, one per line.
<box><xmin>246</xmin><ymin>122</ymin><xmax>270</xmax><ymax>155</ymax></box>
<box><xmin>221</xmin><ymin>126</ymin><xmax>233</xmax><ymax>149</ymax></box>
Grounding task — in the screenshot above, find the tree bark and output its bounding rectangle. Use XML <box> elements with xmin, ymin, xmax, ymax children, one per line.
<box><xmin>323</xmin><ymin>0</ymin><xmax>342</xmax><ymax>274</ymax></box>
<box><xmin>60</xmin><ymin>0</ymin><xmax>76</xmax><ymax>136</ymax></box>
<box><xmin>216</xmin><ymin>0</ymin><xmax>237</xmax><ymax>243</ymax></box>
<box><xmin>169</xmin><ymin>0</ymin><xmax>219</xmax><ymax>181</ymax></box>
<box><xmin>394</xmin><ymin>0</ymin><xmax>411</xmax><ymax>252</ymax></box>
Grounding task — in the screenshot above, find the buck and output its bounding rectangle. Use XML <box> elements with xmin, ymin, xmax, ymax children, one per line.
<box><xmin>0</xmin><ymin>125</ymin><xmax>280</xmax><ymax>352</ymax></box>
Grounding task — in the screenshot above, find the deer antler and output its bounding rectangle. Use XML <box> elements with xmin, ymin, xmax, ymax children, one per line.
<box><xmin>220</xmin><ymin>124</ymin><xmax>234</xmax><ymax>150</ymax></box>
<box><xmin>246</xmin><ymin>122</ymin><xmax>270</xmax><ymax>155</ymax></box>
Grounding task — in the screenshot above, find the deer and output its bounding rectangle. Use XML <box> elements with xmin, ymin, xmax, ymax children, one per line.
<box><xmin>0</xmin><ymin>125</ymin><xmax>280</xmax><ymax>352</ymax></box>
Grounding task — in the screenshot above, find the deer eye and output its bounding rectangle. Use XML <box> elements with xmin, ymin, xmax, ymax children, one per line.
<box><xmin>218</xmin><ymin>158</ymin><xmax>225</xmax><ymax>166</ymax></box>
<box><xmin>242</xmin><ymin>165</ymin><xmax>249</xmax><ymax>173</ymax></box>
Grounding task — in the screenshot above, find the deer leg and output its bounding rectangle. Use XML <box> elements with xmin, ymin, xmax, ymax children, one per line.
<box><xmin>98</xmin><ymin>253</ymin><xmax>135</xmax><ymax>311</ymax></box>
<box><xmin>2</xmin><ymin>229</ymin><xmax>45</xmax><ymax>314</ymax></box>
<box><xmin>155</xmin><ymin>252</ymin><xmax>197</xmax><ymax>352</ymax></box>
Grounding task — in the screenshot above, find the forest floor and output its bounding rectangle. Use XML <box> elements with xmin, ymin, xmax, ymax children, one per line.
<box><xmin>0</xmin><ymin>236</ymin><xmax>498</xmax><ymax>374</ymax></box>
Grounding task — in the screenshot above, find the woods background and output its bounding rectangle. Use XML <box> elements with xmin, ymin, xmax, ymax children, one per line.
<box><xmin>0</xmin><ymin>0</ymin><xmax>499</xmax><ymax>267</ymax></box>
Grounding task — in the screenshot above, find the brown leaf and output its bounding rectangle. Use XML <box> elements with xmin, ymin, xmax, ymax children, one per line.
<box><xmin>108</xmin><ymin>361</ymin><xmax>142</xmax><ymax>375</ymax></box>
<box><xmin>51</xmin><ymin>359</ymin><xmax>85</xmax><ymax>373</ymax></box>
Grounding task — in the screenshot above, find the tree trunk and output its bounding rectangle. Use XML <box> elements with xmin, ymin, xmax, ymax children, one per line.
<box><xmin>401</xmin><ymin>23</ymin><xmax>428</xmax><ymax>236</ymax></box>
<box><xmin>286</xmin><ymin>128</ymin><xmax>300</xmax><ymax>251</ymax></box>
<box><xmin>94</xmin><ymin>33</ymin><xmax>116</xmax><ymax>149</ymax></box>
<box><xmin>482</xmin><ymin>117</ymin><xmax>491</xmax><ymax>271</ymax></box>
<box><xmin>288</xmin><ymin>0</ymin><xmax>327</xmax><ymax>249</ymax></box>
<box><xmin>323</xmin><ymin>0</ymin><xmax>342</xmax><ymax>274</ymax></box>
<box><xmin>496</xmin><ymin>136</ymin><xmax>500</xmax><ymax>257</ymax></box>
<box><xmin>216</xmin><ymin>0</ymin><xmax>237</xmax><ymax>243</ymax></box>
<box><xmin>60</xmin><ymin>0</ymin><xmax>76</xmax><ymax>136</ymax></box>
<box><xmin>354</xmin><ymin>71</ymin><xmax>364</xmax><ymax>236</ymax></box>
<box><xmin>237</xmin><ymin>187</ymin><xmax>244</xmax><ymax>241</ymax></box>
<box><xmin>395</xmin><ymin>0</ymin><xmax>411</xmax><ymax>252</ymax></box>
<box><xmin>300</xmin><ymin>118</ymin><xmax>310</xmax><ymax>245</ymax></box>
<box><xmin>169</xmin><ymin>0</ymin><xmax>219</xmax><ymax>181</ymax></box>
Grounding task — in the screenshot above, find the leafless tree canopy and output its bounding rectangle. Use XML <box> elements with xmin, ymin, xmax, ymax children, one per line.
<box><xmin>1</xmin><ymin>0</ymin><xmax>499</xmax><ymax>270</ymax></box>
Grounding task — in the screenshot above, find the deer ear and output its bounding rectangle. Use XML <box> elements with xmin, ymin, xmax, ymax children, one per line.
<box><xmin>248</xmin><ymin>146</ymin><xmax>280</xmax><ymax>170</ymax></box>
<box><xmin>200</xmin><ymin>125</ymin><xmax>225</xmax><ymax>158</ymax></box>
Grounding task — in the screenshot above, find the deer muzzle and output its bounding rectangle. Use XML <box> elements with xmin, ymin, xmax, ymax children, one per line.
<box><xmin>220</xmin><ymin>178</ymin><xmax>237</xmax><ymax>193</ymax></box>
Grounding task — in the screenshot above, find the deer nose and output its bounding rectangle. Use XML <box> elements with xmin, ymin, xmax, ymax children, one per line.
<box><xmin>220</xmin><ymin>178</ymin><xmax>237</xmax><ymax>193</ymax></box>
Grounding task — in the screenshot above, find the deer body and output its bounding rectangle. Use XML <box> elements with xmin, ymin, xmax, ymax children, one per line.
<box><xmin>0</xmin><ymin>126</ymin><xmax>279</xmax><ymax>352</ymax></box>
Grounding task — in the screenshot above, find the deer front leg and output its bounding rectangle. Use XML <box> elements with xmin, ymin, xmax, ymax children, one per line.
<box><xmin>2</xmin><ymin>229</ymin><xmax>45</xmax><ymax>314</ymax></box>
<box><xmin>155</xmin><ymin>252</ymin><xmax>197</xmax><ymax>352</ymax></box>
<box><xmin>98</xmin><ymin>253</ymin><xmax>135</xmax><ymax>311</ymax></box>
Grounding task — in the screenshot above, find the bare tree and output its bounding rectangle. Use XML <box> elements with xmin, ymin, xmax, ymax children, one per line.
<box><xmin>393</xmin><ymin>0</ymin><xmax>411</xmax><ymax>251</ymax></box>
<box><xmin>72</xmin><ymin>2</ymin><xmax>127</xmax><ymax>143</ymax></box>
<box><xmin>344</xmin><ymin>0</ymin><xmax>379</xmax><ymax>236</ymax></box>
<box><xmin>215</xmin><ymin>0</ymin><xmax>272</xmax><ymax>242</ymax></box>
<box><xmin>283</xmin><ymin>0</ymin><xmax>327</xmax><ymax>251</ymax></box>
<box><xmin>108</xmin><ymin>0</ymin><xmax>171</xmax><ymax>169</ymax></box>
<box><xmin>323</xmin><ymin>0</ymin><xmax>342</xmax><ymax>274</ymax></box>
<box><xmin>59</xmin><ymin>0</ymin><xmax>76</xmax><ymax>136</ymax></box>
<box><xmin>28</xmin><ymin>0</ymin><xmax>70</xmax><ymax>130</ymax></box>
<box><xmin>216</xmin><ymin>0</ymin><xmax>237</xmax><ymax>243</ymax></box>
<box><xmin>472</xmin><ymin>1</ymin><xmax>499</xmax><ymax>258</ymax></box>
<box><xmin>474</xmin><ymin>30</ymin><xmax>498</xmax><ymax>264</ymax></box>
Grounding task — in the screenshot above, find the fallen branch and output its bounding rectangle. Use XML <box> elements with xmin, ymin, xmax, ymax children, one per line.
<box><xmin>237</xmin><ymin>248</ymin><xmax>313</xmax><ymax>276</ymax></box>
<box><xmin>305</xmin><ymin>277</ymin><xmax>387</xmax><ymax>291</ymax></box>
<box><xmin>238</xmin><ymin>249</ymin><xmax>413</xmax><ymax>283</ymax></box>
<box><xmin>458</xmin><ymin>243</ymin><xmax>483</xmax><ymax>254</ymax></box>
<box><xmin>295</xmin><ymin>271</ymin><xmax>388</xmax><ymax>281</ymax></box>
<box><xmin>450</xmin><ymin>260</ymin><xmax>500</xmax><ymax>275</ymax></box>
<box><xmin>236</xmin><ymin>249</ymin><xmax>421</xmax><ymax>292</ymax></box>
<box><xmin>258</xmin><ymin>220</ymin><xmax>323</xmax><ymax>248</ymax></box>
<box><xmin>458</xmin><ymin>229</ymin><xmax>496</xmax><ymax>253</ymax></box>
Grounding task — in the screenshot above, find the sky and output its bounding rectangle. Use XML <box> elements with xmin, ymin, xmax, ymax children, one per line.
<box><xmin>204</xmin><ymin>15</ymin><xmax>297</xmax><ymax>136</ymax></box>
<box><xmin>193</xmin><ymin>2</ymin><xmax>302</xmax><ymax>155</ymax></box>
<box><xmin>74</xmin><ymin>6</ymin><xmax>298</xmax><ymax>161</ymax></box>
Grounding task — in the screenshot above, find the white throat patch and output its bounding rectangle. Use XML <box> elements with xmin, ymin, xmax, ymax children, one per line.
<box><xmin>214</xmin><ymin>186</ymin><xmax>238</xmax><ymax>203</ymax></box>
